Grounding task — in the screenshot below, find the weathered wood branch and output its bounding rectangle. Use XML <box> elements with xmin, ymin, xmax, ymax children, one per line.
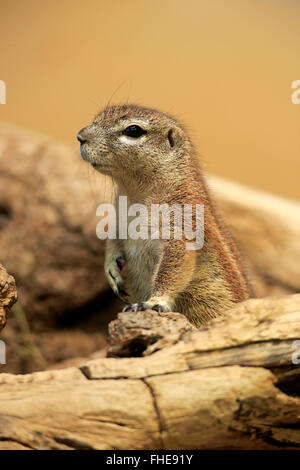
<box><xmin>0</xmin><ymin>294</ymin><xmax>299</xmax><ymax>450</ymax></box>
<box><xmin>0</xmin><ymin>264</ymin><xmax>17</xmax><ymax>332</ymax></box>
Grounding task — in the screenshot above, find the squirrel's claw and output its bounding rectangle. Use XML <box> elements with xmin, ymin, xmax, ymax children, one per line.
<box><xmin>105</xmin><ymin>256</ymin><xmax>129</xmax><ymax>302</ymax></box>
<box><xmin>122</xmin><ymin>301</ymin><xmax>169</xmax><ymax>313</ymax></box>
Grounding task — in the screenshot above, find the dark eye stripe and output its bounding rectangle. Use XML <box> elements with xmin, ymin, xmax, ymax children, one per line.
<box><xmin>123</xmin><ymin>125</ymin><xmax>146</xmax><ymax>138</ymax></box>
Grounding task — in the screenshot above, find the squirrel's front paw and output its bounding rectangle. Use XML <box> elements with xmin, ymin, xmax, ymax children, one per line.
<box><xmin>122</xmin><ymin>296</ymin><xmax>171</xmax><ymax>313</ymax></box>
<box><xmin>105</xmin><ymin>256</ymin><xmax>128</xmax><ymax>301</ymax></box>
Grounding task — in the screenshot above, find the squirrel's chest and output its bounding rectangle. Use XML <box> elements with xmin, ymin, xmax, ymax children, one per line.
<box><xmin>123</xmin><ymin>238</ymin><xmax>161</xmax><ymax>301</ymax></box>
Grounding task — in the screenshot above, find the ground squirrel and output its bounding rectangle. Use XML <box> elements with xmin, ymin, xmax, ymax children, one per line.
<box><xmin>78</xmin><ymin>104</ymin><xmax>253</xmax><ymax>326</ymax></box>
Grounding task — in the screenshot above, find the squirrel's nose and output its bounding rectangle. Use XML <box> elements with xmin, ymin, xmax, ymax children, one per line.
<box><xmin>77</xmin><ymin>126</ymin><xmax>92</xmax><ymax>144</ymax></box>
<box><xmin>77</xmin><ymin>132</ymin><xmax>87</xmax><ymax>144</ymax></box>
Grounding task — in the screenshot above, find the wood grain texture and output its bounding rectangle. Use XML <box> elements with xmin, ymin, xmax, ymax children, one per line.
<box><xmin>0</xmin><ymin>295</ymin><xmax>299</xmax><ymax>450</ymax></box>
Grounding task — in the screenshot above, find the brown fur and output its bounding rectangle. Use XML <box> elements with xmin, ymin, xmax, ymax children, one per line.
<box><xmin>78</xmin><ymin>104</ymin><xmax>253</xmax><ymax>326</ymax></box>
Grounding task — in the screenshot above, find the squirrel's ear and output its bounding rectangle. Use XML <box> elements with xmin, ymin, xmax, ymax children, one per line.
<box><xmin>167</xmin><ymin>128</ymin><xmax>183</xmax><ymax>148</ymax></box>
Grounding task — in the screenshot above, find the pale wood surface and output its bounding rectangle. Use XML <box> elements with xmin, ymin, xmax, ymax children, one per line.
<box><xmin>0</xmin><ymin>294</ymin><xmax>299</xmax><ymax>450</ymax></box>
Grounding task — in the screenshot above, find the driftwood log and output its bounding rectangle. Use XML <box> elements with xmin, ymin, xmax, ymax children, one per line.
<box><xmin>0</xmin><ymin>294</ymin><xmax>299</xmax><ymax>450</ymax></box>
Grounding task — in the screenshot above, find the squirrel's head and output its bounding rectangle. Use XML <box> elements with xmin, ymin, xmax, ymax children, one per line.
<box><xmin>77</xmin><ymin>105</ymin><xmax>190</xmax><ymax>183</ymax></box>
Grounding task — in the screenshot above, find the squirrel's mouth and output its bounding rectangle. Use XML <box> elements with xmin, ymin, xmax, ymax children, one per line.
<box><xmin>79</xmin><ymin>143</ymin><xmax>89</xmax><ymax>161</ymax></box>
<box><xmin>80</xmin><ymin>146</ymin><xmax>106</xmax><ymax>166</ymax></box>
<box><xmin>79</xmin><ymin>142</ymin><xmax>111</xmax><ymax>174</ymax></box>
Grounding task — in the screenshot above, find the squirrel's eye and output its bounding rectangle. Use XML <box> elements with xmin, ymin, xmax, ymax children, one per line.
<box><xmin>123</xmin><ymin>125</ymin><xmax>146</xmax><ymax>138</ymax></box>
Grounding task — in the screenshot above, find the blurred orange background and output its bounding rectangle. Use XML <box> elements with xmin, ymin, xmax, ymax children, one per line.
<box><xmin>0</xmin><ymin>0</ymin><xmax>299</xmax><ymax>199</ymax></box>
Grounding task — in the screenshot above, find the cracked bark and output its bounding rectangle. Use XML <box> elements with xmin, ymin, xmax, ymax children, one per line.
<box><xmin>142</xmin><ymin>378</ymin><xmax>165</xmax><ymax>450</ymax></box>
